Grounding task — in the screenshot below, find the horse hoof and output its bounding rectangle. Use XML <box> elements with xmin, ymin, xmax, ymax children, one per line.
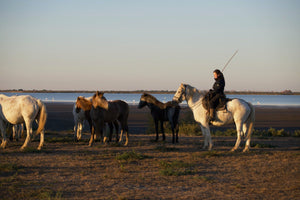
<box><xmin>230</xmin><ymin>148</ymin><xmax>236</xmax><ymax>152</ymax></box>
<box><xmin>242</xmin><ymin>148</ymin><xmax>249</xmax><ymax>153</ymax></box>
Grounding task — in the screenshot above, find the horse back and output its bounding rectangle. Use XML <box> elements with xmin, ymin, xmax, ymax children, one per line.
<box><xmin>107</xmin><ymin>100</ymin><xmax>129</xmax><ymax>120</ymax></box>
<box><xmin>0</xmin><ymin>95</ymin><xmax>39</xmax><ymax>124</ymax></box>
<box><xmin>226</xmin><ymin>98</ymin><xmax>253</xmax><ymax>117</ymax></box>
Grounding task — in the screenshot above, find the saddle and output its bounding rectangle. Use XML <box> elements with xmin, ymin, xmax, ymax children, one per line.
<box><xmin>202</xmin><ymin>92</ymin><xmax>232</xmax><ymax>112</ymax></box>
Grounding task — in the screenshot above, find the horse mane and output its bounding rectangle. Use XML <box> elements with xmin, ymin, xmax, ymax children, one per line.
<box><xmin>76</xmin><ymin>96</ymin><xmax>92</xmax><ymax>111</ymax></box>
<box><xmin>142</xmin><ymin>93</ymin><xmax>178</xmax><ymax>109</ymax></box>
<box><xmin>184</xmin><ymin>84</ymin><xmax>206</xmax><ymax>98</ymax></box>
<box><xmin>92</xmin><ymin>91</ymin><xmax>109</xmax><ymax>110</ymax></box>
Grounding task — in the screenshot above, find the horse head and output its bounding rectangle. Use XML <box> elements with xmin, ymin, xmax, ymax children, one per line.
<box><xmin>92</xmin><ymin>91</ymin><xmax>109</xmax><ymax>110</ymax></box>
<box><xmin>173</xmin><ymin>83</ymin><xmax>187</xmax><ymax>103</ymax></box>
<box><xmin>76</xmin><ymin>96</ymin><xmax>92</xmax><ymax>112</ymax></box>
<box><xmin>138</xmin><ymin>93</ymin><xmax>149</xmax><ymax>109</ymax></box>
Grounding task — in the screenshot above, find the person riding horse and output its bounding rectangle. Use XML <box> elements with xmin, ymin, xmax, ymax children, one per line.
<box><xmin>208</xmin><ymin>69</ymin><xmax>226</xmax><ymax>122</ymax></box>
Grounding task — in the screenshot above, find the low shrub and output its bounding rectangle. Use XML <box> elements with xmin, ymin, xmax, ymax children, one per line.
<box><xmin>159</xmin><ymin>160</ymin><xmax>194</xmax><ymax>176</ymax></box>
<box><xmin>116</xmin><ymin>150</ymin><xmax>148</xmax><ymax>161</ymax></box>
<box><xmin>294</xmin><ymin>130</ymin><xmax>300</xmax><ymax>137</ymax></box>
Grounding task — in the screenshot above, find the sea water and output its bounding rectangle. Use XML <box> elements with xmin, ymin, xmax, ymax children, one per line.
<box><xmin>2</xmin><ymin>92</ymin><xmax>300</xmax><ymax>106</ymax></box>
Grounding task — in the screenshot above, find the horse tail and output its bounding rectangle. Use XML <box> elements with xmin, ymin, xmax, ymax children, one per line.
<box><xmin>36</xmin><ymin>100</ymin><xmax>47</xmax><ymax>134</ymax></box>
<box><xmin>245</xmin><ymin>102</ymin><xmax>255</xmax><ymax>140</ymax></box>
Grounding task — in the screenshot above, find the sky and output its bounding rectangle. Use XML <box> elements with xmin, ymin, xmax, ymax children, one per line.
<box><xmin>0</xmin><ymin>0</ymin><xmax>299</xmax><ymax>92</ymax></box>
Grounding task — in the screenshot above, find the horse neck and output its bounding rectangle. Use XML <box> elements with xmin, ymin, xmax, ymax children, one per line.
<box><xmin>186</xmin><ymin>87</ymin><xmax>203</xmax><ymax>109</ymax></box>
<box><xmin>78</xmin><ymin>100</ymin><xmax>92</xmax><ymax>111</ymax></box>
<box><xmin>147</xmin><ymin>102</ymin><xmax>160</xmax><ymax>111</ymax></box>
<box><xmin>96</xmin><ymin>98</ymin><xmax>109</xmax><ymax>110</ymax></box>
<box><xmin>0</xmin><ymin>94</ymin><xmax>8</xmax><ymax>101</ymax></box>
<box><xmin>145</xmin><ymin>96</ymin><xmax>165</xmax><ymax>110</ymax></box>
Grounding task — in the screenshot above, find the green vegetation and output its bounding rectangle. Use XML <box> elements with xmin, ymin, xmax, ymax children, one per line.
<box><xmin>159</xmin><ymin>160</ymin><xmax>194</xmax><ymax>176</ymax></box>
<box><xmin>0</xmin><ymin>163</ymin><xmax>20</xmax><ymax>172</ymax></box>
<box><xmin>115</xmin><ymin>150</ymin><xmax>148</xmax><ymax>161</ymax></box>
<box><xmin>155</xmin><ymin>145</ymin><xmax>178</xmax><ymax>152</ymax></box>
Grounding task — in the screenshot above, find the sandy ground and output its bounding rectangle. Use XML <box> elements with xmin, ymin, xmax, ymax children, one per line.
<box><xmin>0</xmin><ymin>102</ymin><xmax>300</xmax><ymax>199</ymax></box>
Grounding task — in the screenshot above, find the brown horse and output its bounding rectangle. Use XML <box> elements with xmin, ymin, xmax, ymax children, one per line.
<box><xmin>138</xmin><ymin>93</ymin><xmax>180</xmax><ymax>143</ymax></box>
<box><xmin>75</xmin><ymin>96</ymin><xmax>119</xmax><ymax>143</ymax></box>
<box><xmin>90</xmin><ymin>91</ymin><xmax>129</xmax><ymax>146</ymax></box>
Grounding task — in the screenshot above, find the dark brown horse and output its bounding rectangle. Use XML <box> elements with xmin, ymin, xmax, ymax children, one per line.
<box><xmin>75</xmin><ymin>96</ymin><xmax>119</xmax><ymax>143</ymax></box>
<box><xmin>90</xmin><ymin>91</ymin><xmax>129</xmax><ymax>146</ymax></box>
<box><xmin>138</xmin><ymin>93</ymin><xmax>180</xmax><ymax>143</ymax></box>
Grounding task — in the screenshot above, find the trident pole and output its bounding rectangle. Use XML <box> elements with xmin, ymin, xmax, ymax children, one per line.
<box><xmin>221</xmin><ymin>50</ymin><xmax>238</xmax><ymax>73</ymax></box>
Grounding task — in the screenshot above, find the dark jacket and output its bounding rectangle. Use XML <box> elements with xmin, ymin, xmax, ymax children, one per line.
<box><xmin>212</xmin><ymin>74</ymin><xmax>225</xmax><ymax>95</ymax></box>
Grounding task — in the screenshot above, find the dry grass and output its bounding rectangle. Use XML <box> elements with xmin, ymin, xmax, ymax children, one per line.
<box><xmin>0</xmin><ymin>131</ymin><xmax>299</xmax><ymax>199</ymax></box>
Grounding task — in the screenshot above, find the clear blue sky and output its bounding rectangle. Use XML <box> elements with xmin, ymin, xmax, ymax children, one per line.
<box><xmin>0</xmin><ymin>0</ymin><xmax>299</xmax><ymax>91</ymax></box>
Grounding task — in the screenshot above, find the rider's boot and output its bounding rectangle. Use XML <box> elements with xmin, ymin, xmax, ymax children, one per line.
<box><xmin>209</xmin><ymin>108</ymin><xmax>215</xmax><ymax>122</ymax></box>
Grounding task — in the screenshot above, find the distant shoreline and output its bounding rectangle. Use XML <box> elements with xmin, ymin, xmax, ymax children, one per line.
<box><xmin>1</xmin><ymin>89</ymin><xmax>299</xmax><ymax>95</ymax></box>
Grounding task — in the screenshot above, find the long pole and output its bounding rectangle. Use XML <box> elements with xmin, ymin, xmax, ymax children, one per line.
<box><xmin>221</xmin><ymin>50</ymin><xmax>238</xmax><ymax>73</ymax></box>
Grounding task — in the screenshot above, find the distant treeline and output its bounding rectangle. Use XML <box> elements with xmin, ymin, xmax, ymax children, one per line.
<box><xmin>0</xmin><ymin>89</ymin><xmax>299</xmax><ymax>95</ymax></box>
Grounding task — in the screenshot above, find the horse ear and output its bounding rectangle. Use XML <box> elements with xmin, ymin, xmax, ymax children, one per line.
<box><xmin>98</xmin><ymin>92</ymin><xmax>104</xmax><ymax>97</ymax></box>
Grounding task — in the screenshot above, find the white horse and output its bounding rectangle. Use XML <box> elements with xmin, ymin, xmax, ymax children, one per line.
<box><xmin>0</xmin><ymin>94</ymin><xmax>47</xmax><ymax>150</ymax></box>
<box><xmin>73</xmin><ymin>96</ymin><xmax>93</xmax><ymax>141</ymax></box>
<box><xmin>173</xmin><ymin>84</ymin><xmax>255</xmax><ymax>152</ymax></box>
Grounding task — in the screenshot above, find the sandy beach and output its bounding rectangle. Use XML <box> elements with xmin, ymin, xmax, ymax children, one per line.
<box><xmin>45</xmin><ymin>102</ymin><xmax>300</xmax><ymax>133</ymax></box>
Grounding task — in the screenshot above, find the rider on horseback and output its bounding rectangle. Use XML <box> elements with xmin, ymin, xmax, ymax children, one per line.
<box><xmin>208</xmin><ymin>69</ymin><xmax>225</xmax><ymax>122</ymax></box>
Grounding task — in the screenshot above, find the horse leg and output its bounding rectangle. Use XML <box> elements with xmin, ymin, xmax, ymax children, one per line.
<box><xmin>243</xmin><ymin>122</ymin><xmax>252</xmax><ymax>152</ymax></box>
<box><xmin>231</xmin><ymin>122</ymin><xmax>243</xmax><ymax>152</ymax></box>
<box><xmin>118</xmin><ymin>121</ymin><xmax>129</xmax><ymax>146</ymax></box>
<box><xmin>21</xmin><ymin>120</ymin><xmax>33</xmax><ymax>150</ymax></box>
<box><xmin>78</xmin><ymin>122</ymin><xmax>83</xmax><ymax>141</ymax></box>
<box><xmin>99</xmin><ymin>121</ymin><xmax>105</xmax><ymax>143</ymax></box>
<box><xmin>37</xmin><ymin>129</ymin><xmax>44</xmax><ymax>150</ymax></box>
<box><xmin>74</xmin><ymin>121</ymin><xmax>82</xmax><ymax>142</ymax></box>
<box><xmin>124</xmin><ymin>123</ymin><xmax>129</xmax><ymax>146</ymax></box>
<box><xmin>109</xmin><ymin>122</ymin><xmax>114</xmax><ymax>142</ymax></box>
<box><xmin>89</xmin><ymin>125</ymin><xmax>95</xmax><ymax>147</ymax></box>
<box><xmin>176</xmin><ymin>123</ymin><xmax>179</xmax><ymax>143</ymax></box>
<box><xmin>173</xmin><ymin>113</ymin><xmax>180</xmax><ymax>143</ymax></box>
<box><xmin>74</xmin><ymin>119</ymin><xmax>78</xmax><ymax>142</ymax></box>
<box><xmin>12</xmin><ymin>125</ymin><xmax>17</xmax><ymax>141</ymax></box>
<box><xmin>161</xmin><ymin>121</ymin><xmax>165</xmax><ymax>141</ymax></box>
<box><xmin>0</xmin><ymin>120</ymin><xmax>8</xmax><ymax>149</ymax></box>
<box><xmin>169</xmin><ymin>121</ymin><xmax>175</xmax><ymax>144</ymax></box>
<box><xmin>114</xmin><ymin>121</ymin><xmax>119</xmax><ymax>142</ymax></box>
<box><xmin>200</xmin><ymin>125</ymin><xmax>213</xmax><ymax>150</ymax></box>
<box><xmin>154</xmin><ymin>120</ymin><xmax>159</xmax><ymax>141</ymax></box>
